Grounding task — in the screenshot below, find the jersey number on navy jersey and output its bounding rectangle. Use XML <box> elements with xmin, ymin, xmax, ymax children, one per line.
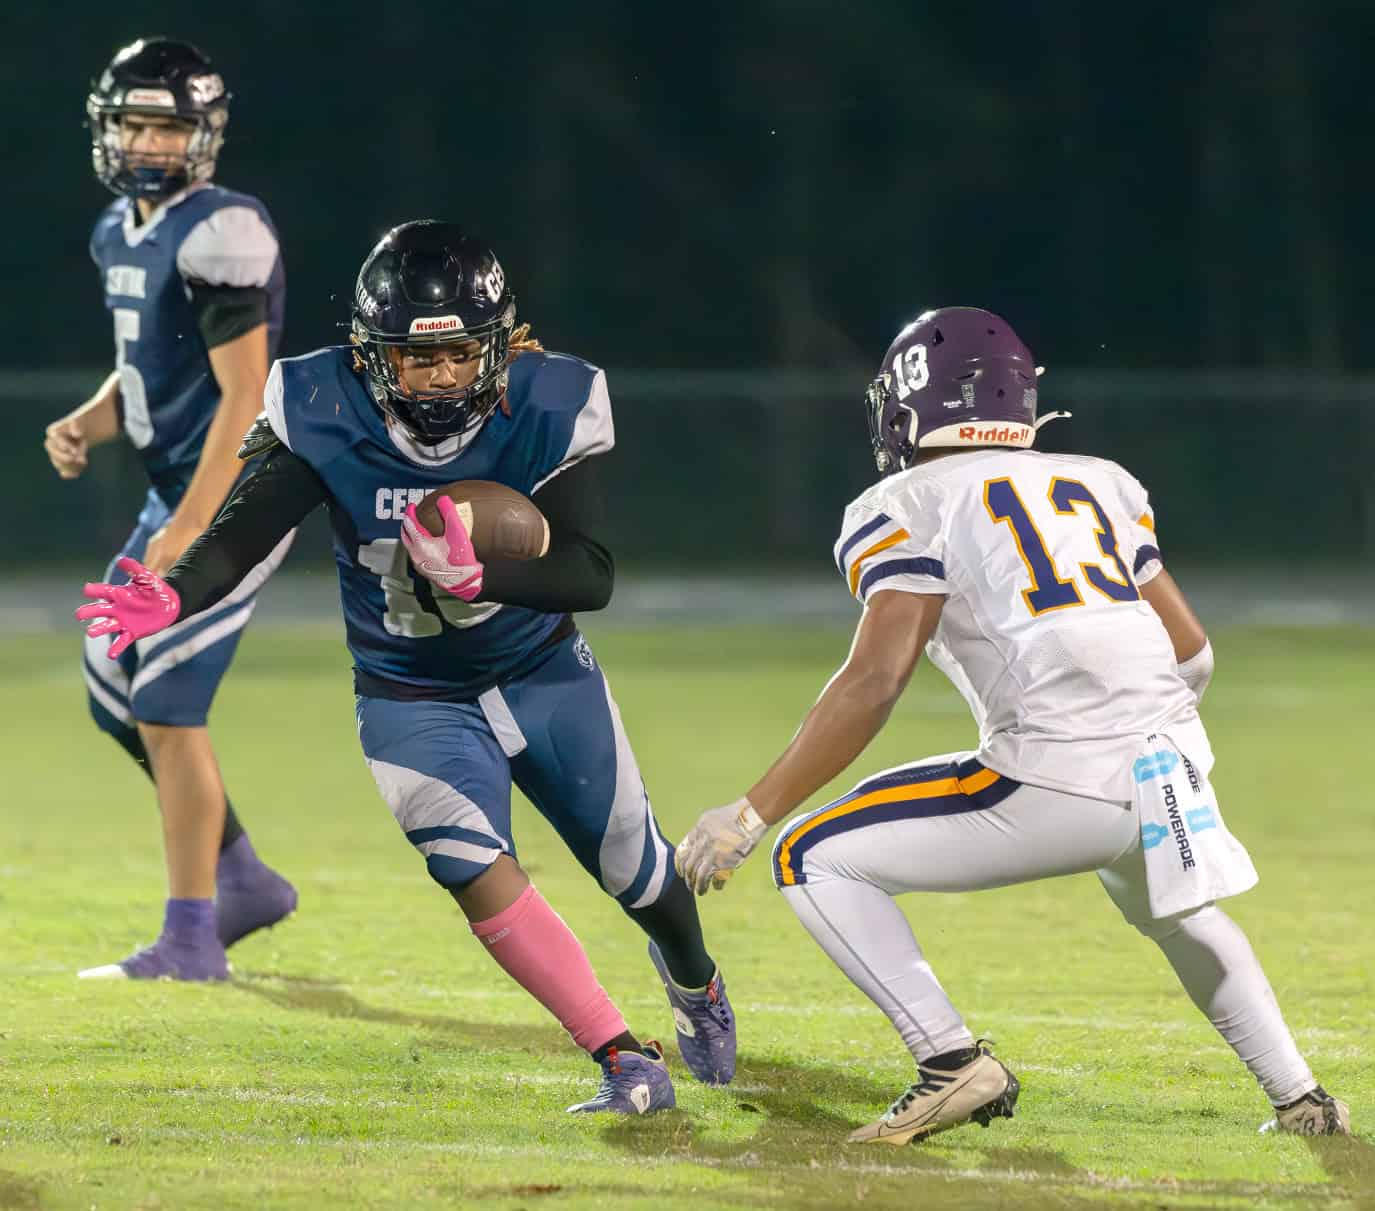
<box><xmin>984</xmin><ymin>476</ymin><xmax>1140</xmax><ymax>617</ymax></box>
<box><xmin>357</xmin><ymin>539</ymin><xmax>500</xmax><ymax>637</ymax></box>
<box><xmin>113</xmin><ymin>308</ymin><xmax>154</xmax><ymax>449</ymax></box>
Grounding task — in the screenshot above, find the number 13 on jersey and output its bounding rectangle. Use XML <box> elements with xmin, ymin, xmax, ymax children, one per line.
<box><xmin>984</xmin><ymin>476</ymin><xmax>1140</xmax><ymax>617</ymax></box>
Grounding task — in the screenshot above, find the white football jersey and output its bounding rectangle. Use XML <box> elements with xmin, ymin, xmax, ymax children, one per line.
<box><xmin>834</xmin><ymin>448</ymin><xmax>1209</xmax><ymax>802</ymax></box>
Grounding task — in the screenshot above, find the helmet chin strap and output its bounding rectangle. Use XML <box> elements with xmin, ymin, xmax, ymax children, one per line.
<box><xmin>1033</xmin><ymin>410</ymin><xmax>1072</xmax><ymax>430</ymax></box>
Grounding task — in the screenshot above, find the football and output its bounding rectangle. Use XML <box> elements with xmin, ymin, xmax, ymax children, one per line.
<box><xmin>415</xmin><ymin>480</ymin><xmax>550</xmax><ymax>561</ymax></box>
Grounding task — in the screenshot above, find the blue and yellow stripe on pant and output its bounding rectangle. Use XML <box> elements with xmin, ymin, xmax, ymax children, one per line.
<box><xmin>772</xmin><ymin>757</ymin><xmax>1020</xmax><ymax>887</ymax></box>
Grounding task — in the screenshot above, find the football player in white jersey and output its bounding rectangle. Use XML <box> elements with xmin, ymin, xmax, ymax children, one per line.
<box><xmin>676</xmin><ymin>307</ymin><xmax>1350</xmax><ymax>1142</ymax></box>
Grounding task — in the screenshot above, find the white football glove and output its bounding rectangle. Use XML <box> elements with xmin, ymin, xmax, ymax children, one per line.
<box><xmin>675</xmin><ymin>797</ymin><xmax>768</xmax><ymax>895</ymax></box>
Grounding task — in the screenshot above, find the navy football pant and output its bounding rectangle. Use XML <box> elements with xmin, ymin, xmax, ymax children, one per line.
<box><xmin>358</xmin><ymin>632</ymin><xmax>675</xmax><ymax>909</ymax></box>
<box><xmin>83</xmin><ymin>489</ymin><xmax>293</xmax><ymax>733</ymax></box>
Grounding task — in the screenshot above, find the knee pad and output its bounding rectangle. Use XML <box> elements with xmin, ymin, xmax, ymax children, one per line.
<box><xmin>409</xmin><ymin>829</ymin><xmax>508</xmax><ymax>890</ymax></box>
<box><xmin>363</xmin><ymin>755</ymin><xmax>514</xmax><ymax>891</ymax></box>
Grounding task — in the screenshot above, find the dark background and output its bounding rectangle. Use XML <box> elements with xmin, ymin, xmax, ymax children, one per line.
<box><xmin>7</xmin><ymin>2</ymin><xmax>1375</xmax><ymax>568</ymax></box>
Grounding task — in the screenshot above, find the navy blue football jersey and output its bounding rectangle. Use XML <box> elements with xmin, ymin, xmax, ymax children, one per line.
<box><xmin>90</xmin><ymin>184</ymin><xmax>286</xmax><ymax>506</ymax></box>
<box><xmin>264</xmin><ymin>347</ymin><xmax>615</xmax><ymax>695</ymax></box>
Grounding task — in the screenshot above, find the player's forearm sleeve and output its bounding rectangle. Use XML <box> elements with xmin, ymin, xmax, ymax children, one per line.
<box><xmin>479</xmin><ymin>536</ymin><xmax>615</xmax><ymax>613</ymax></box>
<box><xmin>476</xmin><ymin>456</ymin><xmax>615</xmax><ymax>613</ymax></box>
<box><xmin>165</xmin><ymin>447</ymin><xmax>327</xmax><ymax>616</ymax></box>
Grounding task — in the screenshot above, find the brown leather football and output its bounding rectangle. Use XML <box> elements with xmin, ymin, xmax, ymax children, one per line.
<box><xmin>416</xmin><ymin>480</ymin><xmax>550</xmax><ymax>561</ymax></box>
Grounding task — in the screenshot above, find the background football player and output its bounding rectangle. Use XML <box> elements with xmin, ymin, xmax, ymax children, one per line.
<box><xmin>44</xmin><ymin>38</ymin><xmax>296</xmax><ymax>980</ymax></box>
<box><xmin>677</xmin><ymin>307</ymin><xmax>1350</xmax><ymax>1142</ymax></box>
<box><xmin>76</xmin><ymin>220</ymin><xmax>736</xmax><ymax>1113</ymax></box>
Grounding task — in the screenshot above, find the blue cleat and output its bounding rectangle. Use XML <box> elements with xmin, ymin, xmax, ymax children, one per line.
<box><xmin>566</xmin><ymin>1043</ymin><xmax>676</xmax><ymax>1115</ymax></box>
<box><xmin>215</xmin><ymin>836</ymin><xmax>298</xmax><ymax>948</ymax></box>
<box><xmin>78</xmin><ymin>934</ymin><xmax>229</xmax><ymax>982</ymax></box>
<box><xmin>648</xmin><ymin>941</ymin><xmax>736</xmax><ymax>1085</ymax></box>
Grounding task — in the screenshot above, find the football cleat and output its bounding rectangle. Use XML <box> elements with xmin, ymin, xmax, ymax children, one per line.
<box><xmin>648</xmin><ymin>941</ymin><xmax>736</xmax><ymax>1085</ymax></box>
<box><xmin>566</xmin><ymin>1043</ymin><xmax>676</xmax><ymax>1115</ymax></box>
<box><xmin>1259</xmin><ymin>1086</ymin><xmax>1351</xmax><ymax>1136</ymax></box>
<box><xmin>78</xmin><ymin>934</ymin><xmax>229</xmax><ymax>982</ymax></box>
<box><xmin>215</xmin><ymin>839</ymin><xmax>298</xmax><ymax>948</ymax></box>
<box><xmin>848</xmin><ymin>1043</ymin><xmax>1019</xmax><ymax>1146</ymax></box>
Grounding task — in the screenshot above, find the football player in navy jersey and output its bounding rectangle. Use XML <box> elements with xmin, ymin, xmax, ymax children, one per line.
<box><xmin>45</xmin><ymin>38</ymin><xmax>296</xmax><ymax>981</ymax></box>
<box><xmin>77</xmin><ymin>221</ymin><xmax>736</xmax><ymax>1114</ymax></box>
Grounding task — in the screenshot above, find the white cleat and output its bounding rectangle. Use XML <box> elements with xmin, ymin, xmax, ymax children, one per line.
<box><xmin>75</xmin><ymin>938</ymin><xmax>230</xmax><ymax>982</ymax></box>
<box><xmin>849</xmin><ymin>1044</ymin><xmax>1020</xmax><ymax>1146</ymax></box>
<box><xmin>77</xmin><ymin>963</ymin><xmax>131</xmax><ymax>980</ymax></box>
<box><xmin>1259</xmin><ymin>1086</ymin><xmax>1351</xmax><ymax>1136</ymax></box>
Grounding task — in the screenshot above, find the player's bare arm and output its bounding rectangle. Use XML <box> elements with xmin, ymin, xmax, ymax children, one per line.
<box><xmin>44</xmin><ymin>371</ymin><xmax>122</xmax><ymax>479</ymax></box>
<box><xmin>676</xmin><ymin>589</ymin><xmax>944</xmax><ymax>894</ymax></box>
<box><xmin>1139</xmin><ymin>569</ymin><xmax>1213</xmax><ymax>701</ymax></box>
<box><xmin>749</xmin><ymin>590</ymin><xmax>944</xmax><ymax>823</ymax></box>
<box><xmin>143</xmin><ymin>323</ymin><xmax>270</xmax><ymax>573</ymax></box>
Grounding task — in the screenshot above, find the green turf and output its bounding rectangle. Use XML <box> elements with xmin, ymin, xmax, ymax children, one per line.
<box><xmin>2</xmin><ymin>624</ymin><xmax>1372</xmax><ymax>1210</ymax></box>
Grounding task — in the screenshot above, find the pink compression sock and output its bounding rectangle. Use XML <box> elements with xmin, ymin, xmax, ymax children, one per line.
<box><xmin>470</xmin><ymin>883</ymin><xmax>628</xmax><ymax>1054</ymax></box>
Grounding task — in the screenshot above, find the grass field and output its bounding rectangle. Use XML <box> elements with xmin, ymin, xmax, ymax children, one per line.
<box><xmin>2</xmin><ymin>623</ymin><xmax>1373</xmax><ymax>1210</ymax></box>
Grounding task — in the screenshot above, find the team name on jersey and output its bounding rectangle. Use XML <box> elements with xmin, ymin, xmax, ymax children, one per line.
<box><xmin>375</xmin><ymin>487</ymin><xmax>429</xmax><ymax>520</ymax></box>
<box><xmin>106</xmin><ymin>265</ymin><xmax>147</xmax><ymax>299</ymax></box>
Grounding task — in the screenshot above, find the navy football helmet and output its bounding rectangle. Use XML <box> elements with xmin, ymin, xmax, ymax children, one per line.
<box><xmin>865</xmin><ymin>307</ymin><xmax>1064</xmax><ymax>474</ymax></box>
<box><xmin>352</xmin><ymin>221</ymin><xmax>517</xmax><ymax>444</ymax></box>
<box><xmin>87</xmin><ymin>38</ymin><xmax>229</xmax><ymax>201</ymax></box>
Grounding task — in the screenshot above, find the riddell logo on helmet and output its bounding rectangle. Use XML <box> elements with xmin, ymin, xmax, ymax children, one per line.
<box><xmin>957</xmin><ymin>423</ymin><xmax>1033</xmax><ymax>443</ymax></box>
<box><xmin>123</xmin><ymin>88</ymin><xmax>176</xmax><ymax>108</ymax></box>
<box><xmin>409</xmin><ymin>315</ymin><xmax>462</xmax><ymax>335</ymax></box>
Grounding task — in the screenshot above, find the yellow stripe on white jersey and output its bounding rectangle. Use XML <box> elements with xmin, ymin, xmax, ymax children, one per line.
<box><xmin>848</xmin><ymin>529</ymin><xmax>910</xmax><ymax>596</ymax></box>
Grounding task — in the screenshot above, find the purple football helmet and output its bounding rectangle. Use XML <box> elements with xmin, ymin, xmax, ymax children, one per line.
<box><xmin>865</xmin><ymin>307</ymin><xmax>1055</xmax><ymax>474</ymax></box>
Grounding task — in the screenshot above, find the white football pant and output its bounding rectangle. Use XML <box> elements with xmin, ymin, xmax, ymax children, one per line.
<box><xmin>772</xmin><ymin>754</ymin><xmax>1316</xmax><ymax>1106</ymax></box>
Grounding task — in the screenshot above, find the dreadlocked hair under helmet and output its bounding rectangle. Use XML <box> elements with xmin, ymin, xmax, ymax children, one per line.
<box><xmin>508</xmin><ymin>322</ymin><xmax>542</xmax><ymax>357</ymax></box>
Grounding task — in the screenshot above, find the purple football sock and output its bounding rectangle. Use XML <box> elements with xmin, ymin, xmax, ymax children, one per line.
<box><xmin>163</xmin><ymin>897</ymin><xmax>217</xmax><ymax>943</ymax></box>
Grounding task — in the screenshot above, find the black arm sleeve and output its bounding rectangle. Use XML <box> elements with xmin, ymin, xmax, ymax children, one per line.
<box><xmin>188</xmin><ymin>283</ymin><xmax>269</xmax><ymax>349</ymax></box>
<box><xmin>475</xmin><ymin>456</ymin><xmax>615</xmax><ymax>613</ymax></box>
<box><xmin>165</xmin><ymin>447</ymin><xmax>329</xmax><ymax>616</ymax></box>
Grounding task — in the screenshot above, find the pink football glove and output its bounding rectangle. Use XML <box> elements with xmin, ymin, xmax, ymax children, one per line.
<box><xmin>401</xmin><ymin>497</ymin><xmax>484</xmax><ymax>602</ymax></box>
<box><xmin>75</xmin><ymin>556</ymin><xmax>182</xmax><ymax>659</ymax></box>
